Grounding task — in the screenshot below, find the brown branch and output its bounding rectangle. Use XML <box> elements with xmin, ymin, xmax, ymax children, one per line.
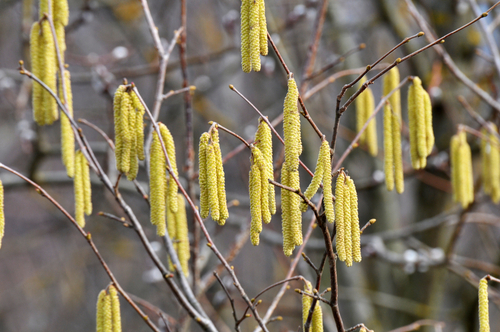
<box><xmin>98</xmin><ymin>211</ymin><xmax>134</xmax><ymax>228</ymax></box>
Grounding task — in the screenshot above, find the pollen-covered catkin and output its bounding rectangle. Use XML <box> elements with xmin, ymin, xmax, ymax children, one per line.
<box><xmin>127</xmin><ymin>107</ymin><xmax>138</xmax><ymax>181</ymax></box>
<box><xmin>312</xmin><ymin>295</ymin><xmax>324</xmax><ymax>332</ymax></box>
<box><xmin>108</xmin><ymin>285</ymin><xmax>122</xmax><ymax>332</ymax></box>
<box><xmin>249</xmin><ymin>0</ymin><xmax>261</xmax><ymax>72</ymax></box>
<box><xmin>451</xmin><ymin>132</ymin><xmax>474</xmax><ymax>208</ymax></box>
<box><xmin>462</xmin><ymin>133</ymin><xmax>474</xmax><ymax>207</ymax></box>
<box><xmin>150</xmin><ymin>131</ymin><xmax>167</xmax><ymax>235</ymax></box>
<box><xmin>96</xmin><ymin>290</ymin><xmax>107</xmax><ymax>332</ymax></box>
<box><xmin>301</xmin><ymin>146</ymin><xmax>325</xmax><ymax>212</ymax></box>
<box><xmin>408</xmin><ymin>77</ymin><xmax>428</xmax><ymax>169</ymax></box>
<box><xmin>250</xmin><ymin>162</ymin><xmax>262</xmax><ymax>246</ymax></box>
<box><xmin>302</xmin><ymin>281</ymin><xmax>313</xmax><ymax>331</ymax></box>
<box><xmin>349</xmin><ymin>177</ymin><xmax>361</xmax><ymax>263</ymax></box>
<box><xmin>176</xmin><ymin>194</ymin><xmax>190</xmax><ymax>277</ymax></box>
<box><xmin>356</xmin><ymin>77</ymin><xmax>368</xmax><ymax>145</ymax></box>
<box><xmin>240</xmin><ymin>0</ymin><xmax>251</xmax><ymax>73</ymax></box>
<box><xmin>383</xmin><ymin>89</ymin><xmax>394</xmax><ymax>191</ymax></box>
<box><xmin>302</xmin><ymin>281</ymin><xmax>323</xmax><ymax>332</ymax></box>
<box><xmin>283</xmin><ymin>77</ymin><xmax>302</xmax><ymax>171</ymax></box>
<box><xmin>335</xmin><ymin>172</ymin><xmax>346</xmax><ymax>262</ymax></box>
<box><xmin>212</xmin><ymin>128</ymin><xmax>229</xmax><ymax>224</ymax></box>
<box><xmin>166</xmin><ymin>194</ymin><xmax>177</xmax><ymax>264</ymax></box>
<box><xmin>289</xmin><ymin>169</ymin><xmax>302</xmax><ymax>247</ymax></box>
<box><xmin>30</xmin><ymin>22</ymin><xmax>44</xmax><ymax>125</ymax></box>
<box><xmin>321</xmin><ymin>141</ymin><xmax>335</xmax><ymax>223</ymax></box>
<box><xmin>0</xmin><ymin>179</ymin><xmax>4</xmax><ymax>249</ymax></box>
<box><xmin>423</xmin><ymin>90</ymin><xmax>434</xmax><ymax>154</ymax></box>
<box><xmin>343</xmin><ymin>177</ymin><xmax>353</xmax><ymax>267</ymax></box>
<box><xmin>80</xmin><ymin>151</ymin><xmax>92</xmax><ymax>216</ymax></box>
<box><xmin>160</xmin><ymin>123</ymin><xmax>179</xmax><ymax>213</ymax></box>
<box><xmin>255</xmin><ymin>118</ymin><xmax>275</xmax><ymax>217</ymax></box>
<box><xmin>207</xmin><ymin>143</ymin><xmax>220</xmax><ymax>222</ymax></box>
<box><xmin>41</xmin><ymin>20</ymin><xmax>58</xmax><ymax>125</ymax></box>
<box><xmin>59</xmin><ymin>69</ymin><xmax>74</xmax><ymax>178</ymax></box>
<box><xmin>74</xmin><ymin>151</ymin><xmax>85</xmax><ymax>228</ymax></box>
<box><xmin>199</xmin><ymin>133</ymin><xmax>210</xmax><ymax>218</ymax></box>
<box><xmin>259</xmin><ymin>0</ymin><xmax>268</xmax><ymax>56</ymax></box>
<box><xmin>481</xmin><ymin>124</ymin><xmax>500</xmax><ymax>203</ymax></box>
<box><xmin>130</xmin><ymin>91</ymin><xmax>146</xmax><ymax>161</ymax></box>
<box><xmin>281</xmin><ymin>165</ymin><xmax>293</xmax><ymax>256</ymax></box>
<box><xmin>481</xmin><ymin>128</ymin><xmax>492</xmax><ymax>196</ymax></box>
<box><xmin>450</xmin><ymin>134</ymin><xmax>460</xmax><ymax>203</ymax></box>
<box><xmin>479</xmin><ymin>279</ymin><xmax>490</xmax><ymax>332</ymax></box>
<box><xmin>365</xmin><ymin>87</ymin><xmax>378</xmax><ymax>157</ymax></box>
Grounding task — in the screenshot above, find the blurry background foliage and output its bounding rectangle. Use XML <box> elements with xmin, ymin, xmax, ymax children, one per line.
<box><xmin>0</xmin><ymin>0</ymin><xmax>500</xmax><ymax>331</ymax></box>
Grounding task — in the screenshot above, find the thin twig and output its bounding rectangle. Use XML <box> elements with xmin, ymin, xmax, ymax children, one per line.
<box><xmin>98</xmin><ymin>211</ymin><xmax>134</xmax><ymax>228</ymax></box>
<box><xmin>214</xmin><ymin>272</ymin><xmax>241</xmax><ymax>332</ymax></box>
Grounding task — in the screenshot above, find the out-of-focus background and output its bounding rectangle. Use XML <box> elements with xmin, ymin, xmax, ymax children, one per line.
<box><xmin>1</xmin><ymin>0</ymin><xmax>500</xmax><ymax>331</ymax></box>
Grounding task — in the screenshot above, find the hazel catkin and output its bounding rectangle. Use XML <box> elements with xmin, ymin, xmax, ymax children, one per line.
<box><xmin>479</xmin><ymin>278</ymin><xmax>490</xmax><ymax>332</ymax></box>
<box><xmin>356</xmin><ymin>77</ymin><xmax>378</xmax><ymax>156</ymax></box>
<box><xmin>41</xmin><ymin>20</ymin><xmax>58</xmax><ymax>125</ymax></box>
<box><xmin>150</xmin><ymin>131</ymin><xmax>167</xmax><ymax>235</ymax></box>
<box><xmin>59</xmin><ymin>69</ymin><xmax>75</xmax><ymax>178</ymax></box>
<box><xmin>283</xmin><ymin>77</ymin><xmax>301</xmax><ymax>171</ymax></box>
<box><xmin>96</xmin><ymin>289</ymin><xmax>112</xmax><ymax>332</ymax></box>
<box><xmin>348</xmin><ymin>177</ymin><xmax>361</xmax><ymax>263</ymax></box>
<box><xmin>321</xmin><ymin>141</ymin><xmax>335</xmax><ymax>223</ymax></box>
<box><xmin>302</xmin><ymin>281</ymin><xmax>323</xmax><ymax>332</ymax></box>
<box><xmin>249</xmin><ymin>0</ymin><xmax>261</xmax><ymax>72</ymax></box>
<box><xmin>255</xmin><ymin>117</ymin><xmax>275</xmax><ymax>217</ymax></box>
<box><xmin>206</xmin><ymin>143</ymin><xmax>220</xmax><ymax>222</ymax></box>
<box><xmin>74</xmin><ymin>151</ymin><xmax>86</xmax><ymax>227</ymax></box>
<box><xmin>334</xmin><ymin>172</ymin><xmax>346</xmax><ymax>262</ymax></box>
<box><xmin>108</xmin><ymin>285</ymin><xmax>122</xmax><ymax>332</ymax></box>
<box><xmin>240</xmin><ymin>0</ymin><xmax>268</xmax><ymax>72</ymax></box>
<box><xmin>250</xmin><ymin>161</ymin><xmax>262</xmax><ymax>246</ymax></box>
<box><xmin>451</xmin><ymin>132</ymin><xmax>474</xmax><ymax>208</ymax></box>
<box><xmin>212</xmin><ymin>128</ymin><xmax>229</xmax><ymax>224</ymax></box>
<box><xmin>175</xmin><ymin>194</ymin><xmax>190</xmax><ymax>277</ymax></box>
<box><xmin>240</xmin><ymin>0</ymin><xmax>251</xmax><ymax>73</ymax></box>
<box><xmin>160</xmin><ymin>123</ymin><xmax>179</xmax><ymax>213</ymax></box>
<box><xmin>199</xmin><ymin>133</ymin><xmax>210</xmax><ymax>218</ymax></box>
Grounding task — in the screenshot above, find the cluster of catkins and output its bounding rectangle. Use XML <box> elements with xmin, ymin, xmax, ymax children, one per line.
<box><xmin>481</xmin><ymin>123</ymin><xmax>500</xmax><ymax>203</ymax></box>
<box><xmin>198</xmin><ymin>126</ymin><xmax>229</xmax><ymax>225</ymax></box>
<box><xmin>249</xmin><ymin>118</ymin><xmax>276</xmax><ymax>245</ymax></box>
<box><xmin>281</xmin><ymin>77</ymin><xmax>303</xmax><ymax>256</ymax></box>
<box><xmin>113</xmin><ymin>85</ymin><xmax>145</xmax><ymax>181</ymax></box>
<box><xmin>450</xmin><ymin>131</ymin><xmax>474</xmax><ymax>209</ymax></box>
<box><xmin>96</xmin><ymin>285</ymin><xmax>122</xmax><ymax>332</ymax></box>
<box><xmin>479</xmin><ymin>278</ymin><xmax>490</xmax><ymax>332</ymax></box>
<box><xmin>74</xmin><ymin>151</ymin><xmax>92</xmax><ymax>227</ymax></box>
<box><xmin>302</xmin><ymin>281</ymin><xmax>323</xmax><ymax>332</ymax></box>
<box><xmin>240</xmin><ymin>0</ymin><xmax>268</xmax><ymax>72</ymax></box>
<box><xmin>334</xmin><ymin>171</ymin><xmax>361</xmax><ymax>267</ymax></box>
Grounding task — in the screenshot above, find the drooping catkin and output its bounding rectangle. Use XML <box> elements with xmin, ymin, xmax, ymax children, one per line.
<box><xmin>289</xmin><ymin>169</ymin><xmax>302</xmax><ymax>247</ymax></box>
<box><xmin>39</xmin><ymin>0</ymin><xmax>51</xmax><ymax>18</ymax></box>
<box><xmin>41</xmin><ymin>20</ymin><xmax>58</xmax><ymax>125</ymax></box>
<box><xmin>283</xmin><ymin>77</ymin><xmax>301</xmax><ymax>171</ymax></box>
<box><xmin>53</xmin><ymin>0</ymin><xmax>69</xmax><ymax>26</ymax></box>
<box><xmin>481</xmin><ymin>128</ymin><xmax>492</xmax><ymax>196</ymax></box>
<box><xmin>127</xmin><ymin>112</ymin><xmax>139</xmax><ymax>181</ymax></box>
<box><xmin>108</xmin><ymin>285</ymin><xmax>122</xmax><ymax>332</ymax></box>
<box><xmin>387</xmin><ymin>68</ymin><xmax>405</xmax><ymax>193</ymax></box>
<box><xmin>59</xmin><ymin>69</ymin><xmax>74</xmax><ymax>178</ymax></box>
<box><xmin>312</xmin><ymin>295</ymin><xmax>324</xmax><ymax>332</ymax></box>
<box><xmin>365</xmin><ymin>87</ymin><xmax>378</xmax><ymax>157</ymax></box>
<box><xmin>450</xmin><ymin>134</ymin><xmax>460</xmax><ymax>203</ymax></box>
<box><xmin>131</xmin><ymin>92</ymin><xmax>145</xmax><ymax>160</ymax></box>
<box><xmin>101</xmin><ymin>292</ymin><xmax>112</xmax><ymax>332</ymax></box>
<box><xmin>249</xmin><ymin>0</ymin><xmax>261</xmax><ymax>72</ymax></box>
<box><xmin>408</xmin><ymin>77</ymin><xmax>430</xmax><ymax>169</ymax></box>
<box><xmin>0</xmin><ymin>180</ymin><xmax>4</xmax><ymax>249</ymax></box>
<box><xmin>462</xmin><ymin>134</ymin><xmax>474</xmax><ymax>207</ymax></box>
<box><xmin>74</xmin><ymin>151</ymin><xmax>85</xmax><ymax>228</ymax></box>
<box><xmin>255</xmin><ymin>148</ymin><xmax>271</xmax><ymax>224</ymax></box>
<box><xmin>166</xmin><ymin>195</ymin><xmax>176</xmax><ymax>271</ymax></box>
<box><xmin>207</xmin><ymin>143</ymin><xmax>220</xmax><ymax>222</ymax></box>
<box><xmin>383</xmin><ymin>90</ymin><xmax>394</xmax><ymax>191</ymax></box>
<box><xmin>80</xmin><ymin>151</ymin><xmax>92</xmax><ymax>216</ymax></box>
<box><xmin>255</xmin><ymin>117</ymin><xmax>275</xmax><ymax>217</ymax></box>
<box><xmin>343</xmin><ymin>177</ymin><xmax>353</xmax><ymax>267</ymax></box>
<box><xmin>302</xmin><ymin>281</ymin><xmax>323</xmax><ymax>332</ymax></box>
<box><xmin>250</xmin><ymin>162</ymin><xmax>262</xmax><ymax>246</ymax></box>
<box><xmin>481</xmin><ymin>124</ymin><xmax>500</xmax><ymax>203</ymax></box>
<box><xmin>281</xmin><ymin>165</ymin><xmax>293</xmax><ymax>256</ymax></box>
<box><xmin>240</xmin><ymin>0</ymin><xmax>251</xmax><ymax>73</ymax></box>
<box><xmin>349</xmin><ymin>177</ymin><xmax>361</xmax><ymax>263</ymax></box>
<box><xmin>259</xmin><ymin>0</ymin><xmax>268</xmax><ymax>56</ymax></box>
<box><xmin>160</xmin><ymin>123</ymin><xmax>179</xmax><ymax>213</ymax></box>
<box><xmin>451</xmin><ymin>132</ymin><xmax>474</xmax><ymax>208</ymax></box>
<box><xmin>198</xmin><ymin>133</ymin><xmax>210</xmax><ymax>218</ymax></box>
<box><xmin>423</xmin><ymin>90</ymin><xmax>434</xmax><ymax>154</ymax></box>
<box><xmin>301</xmin><ymin>146</ymin><xmax>325</xmax><ymax>212</ymax></box>
<box><xmin>175</xmin><ymin>194</ymin><xmax>190</xmax><ymax>277</ymax></box>
<box><xmin>479</xmin><ymin>278</ymin><xmax>490</xmax><ymax>332</ymax></box>
<box><xmin>96</xmin><ymin>290</ymin><xmax>107</xmax><ymax>332</ymax></box>
<box><xmin>321</xmin><ymin>141</ymin><xmax>335</xmax><ymax>223</ymax></box>
<box><xmin>150</xmin><ymin>131</ymin><xmax>167</xmax><ymax>235</ymax></box>
<box><xmin>335</xmin><ymin>172</ymin><xmax>346</xmax><ymax>261</ymax></box>
<box><xmin>212</xmin><ymin>128</ymin><xmax>229</xmax><ymax>224</ymax></box>
<box><xmin>30</xmin><ymin>22</ymin><xmax>44</xmax><ymax>125</ymax></box>
<box><xmin>356</xmin><ymin>77</ymin><xmax>368</xmax><ymax>145</ymax></box>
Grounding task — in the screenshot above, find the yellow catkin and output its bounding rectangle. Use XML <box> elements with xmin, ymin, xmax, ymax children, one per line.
<box><xmin>96</xmin><ymin>290</ymin><xmax>107</xmax><ymax>332</ymax></box>
<box><xmin>479</xmin><ymin>279</ymin><xmax>490</xmax><ymax>332</ymax></box>
<box><xmin>212</xmin><ymin>128</ymin><xmax>229</xmax><ymax>224</ymax></box>
<box><xmin>254</xmin><ymin>147</ymin><xmax>271</xmax><ymax>224</ymax></box>
<box><xmin>150</xmin><ymin>131</ymin><xmax>167</xmax><ymax>235</ymax></box>
<box><xmin>249</xmin><ymin>0</ymin><xmax>261</xmax><ymax>72</ymax></box>
<box><xmin>160</xmin><ymin>123</ymin><xmax>179</xmax><ymax>213</ymax></box>
<box><xmin>41</xmin><ymin>20</ymin><xmax>58</xmax><ymax>125</ymax></box>
<box><xmin>343</xmin><ymin>178</ymin><xmax>352</xmax><ymax>267</ymax></box>
<box><xmin>113</xmin><ymin>86</ymin><xmax>125</xmax><ymax>167</ymax></box>
<box><xmin>490</xmin><ymin>136</ymin><xmax>500</xmax><ymax>204</ymax></box>
<box><xmin>74</xmin><ymin>151</ymin><xmax>85</xmax><ymax>227</ymax></box>
<box><xmin>131</xmin><ymin>92</ymin><xmax>145</xmax><ymax>160</ymax></box>
<box><xmin>259</xmin><ymin>0</ymin><xmax>268</xmax><ymax>56</ymax></box>
<box><xmin>0</xmin><ymin>180</ymin><xmax>4</xmax><ymax>249</ymax></box>
<box><xmin>321</xmin><ymin>141</ymin><xmax>335</xmax><ymax>223</ymax></box>
<box><xmin>382</xmin><ymin>67</ymin><xmax>400</xmax><ymax>191</ymax></box>
<box><xmin>312</xmin><ymin>295</ymin><xmax>323</xmax><ymax>332</ymax></box>
<box><xmin>166</xmin><ymin>193</ymin><xmax>176</xmax><ymax>271</ymax></box>
<box><xmin>250</xmin><ymin>162</ymin><xmax>262</xmax><ymax>246</ymax></box>
<box><xmin>356</xmin><ymin>77</ymin><xmax>367</xmax><ymax>145</ymax></box>
<box><xmin>481</xmin><ymin>128</ymin><xmax>492</xmax><ymax>195</ymax></box>
<box><xmin>283</xmin><ymin>77</ymin><xmax>301</xmax><ymax>171</ymax></box>
<box><xmin>127</xmin><ymin>108</ymin><xmax>138</xmax><ymax>181</ymax></box>
<box><xmin>199</xmin><ymin>133</ymin><xmax>210</xmax><ymax>218</ymax></box>
<box><xmin>80</xmin><ymin>151</ymin><xmax>92</xmax><ymax>216</ymax></box>
<box><xmin>302</xmin><ymin>281</ymin><xmax>313</xmax><ymax>331</ymax></box>
<box><xmin>207</xmin><ymin>143</ymin><xmax>220</xmax><ymax>222</ymax></box>
<box><xmin>450</xmin><ymin>134</ymin><xmax>461</xmax><ymax>203</ymax></box>
<box><xmin>255</xmin><ymin>118</ymin><xmax>275</xmax><ymax>217</ymax></box>
<box><xmin>240</xmin><ymin>0</ymin><xmax>251</xmax><ymax>73</ymax></box>
<box><xmin>281</xmin><ymin>165</ymin><xmax>293</xmax><ymax>256</ymax></box>
<box><xmin>461</xmin><ymin>133</ymin><xmax>474</xmax><ymax>208</ymax></box>
<box><xmin>387</xmin><ymin>68</ymin><xmax>404</xmax><ymax>193</ymax></box>
<box><xmin>118</xmin><ymin>91</ymin><xmax>132</xmax><ymax>173</ymax></box>
<box><xmin>301</xmin><ymin>146</ymin><xmax>325</xmax><ymax>212</ymax></box>
<box><xmin>102</xmin><ymin>293</ymin><xmax>112</xmax><ymax>332</ymax></box>
<box><xmin>335</xmin><ymin>172</ymin><xmax>346</xmax><ymax>261</ymax></box>
<box><xmin>408</xmin><ymin>77</ymin><xmax>426</xmax><ymax>168</ymax></box>
<box><xmin>365</xmin><ymin>87</ymin><xmax>378</xmax><ymax>157</ymax></box>
<box><xmin>289</xmin><ymin>169</ymin><xmax>302</xmax><ymax>247</ymax></box>
<box><xmin>39</xmin><ymin>0</ymin><xmax>51</xmax><ymax>18</ymax></box>
<box><xmin>59</xmin><ymin>69</ymin><xmax>75</xmax><ymax>178</ymax></box>
<box><xmin>53</xmin><ymin>0</ymin><xmax>69</xmax><ymax>25</ymax></box>
<box><xmin>349</xmin><ymin>177</ymin><xmax>361</xmax><ymax>263</ymax></box>
<box><xmin>108</xmin><ymin>285</ymin><xmax>121</xmax><ymax>332</ymax></box>
<box><xmin>383</xmin><ymin>92</ymin><xmax>394</xmax><ymax>191</ymax></box>
<box><xmin>54</xmin><ymin>21</ymin><xmax>66</xmax><ymax>65</ymax></box>
<box><xmin>30</xmin><ymin>22</ymin><xmax>44</xmax><ymax>125</ymax></box>
<box><xmin>423</xmin><ymin>90</ymin><xmax>434</xmax><ymax>155</ymax></box>
<box><xmin>176</xmin><ymin>194</ymin><xmax>190</xmax><ymax>277</ymax></box>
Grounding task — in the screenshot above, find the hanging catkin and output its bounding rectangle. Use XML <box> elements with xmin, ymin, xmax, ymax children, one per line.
<box><xmin>321</xmin><ymin>141</ymin><xmax>334</xmax><ymax>223</ymax></box>
<box><xmin>255</xmin><ymin>117</ymin><xmax>275</xmax><ymax>216</ymax></box>
<box><xmin>479</xmin><ymin>278</ymin><xmax>490</xmax><ymax>332</ymax></box>
<box><xmin>250</xmin><ymin>158</ymin><xmax>262</xmax><ymax>246</ymax></box>
<box><xmin>96</xmin><ymin>289</ymin><xmax>112</xmax><ymax>332</ymax></box>
<box><xmin>59</xmin><ymin>69</ymin><xmax>74</xmax><ymax>178</ymax></box>
<box><xmin>175</xmin><ymin>194</ymin><xmax>190</xmax><ymax>277</ymax></box>
<box><xmin>283</xmin><ymin>77</ymin><xmax>302</xmax><ymax>171</ymax></box>
<box><xmin>382</xmin><ymin>67</ymin><xmax>404</xmax><ymax>193</ymax></box>
<box><xmin>301</xmin><ymin>145</ymin><xmax>325</xmax><ymax>212</ymax></box>
<box><xmin>81</xmin><ymin>152</ymin><xmax>92</xmax><ymax>216</ymax></box>
<box><xmin>30</xmin><ymin>22</ymin><xmax>44</xmax><ymax>125</ymax></box>
<box><xmin>423</xmin><ymin>90</ymin><xmax>434</xmax><ymax>154</ymax></box>
<box><xmin>240</xmin><ymin>0</ymin><xmax>268</xmax><ymax>72</ymax></box>
<box><xmin>160</xmin><ymin>123</ymin><xmax>179</xmax><ymax>213</ymax></box>
<box><xmin>281</xmin><ymin>166</ymin><xmax>293</xmax><ymax>256</ymax></box>
<box><xmin>348</xmin><ymin>177</ymin><xmax>361</xmax><ymax>263</ymax></box>
<box><xmin>334</xmin><ymin>172</ymin><xmax>346</xmax><ymax>261</ymax></box>
<box><xmin>199</xmin><ymin>132</ymin><xmax>210</xmax><ymax>218</ymax></box>
<box><xmin>206</xmin><ymin>143</ymin><xmax>220</xmax><ymax>221</ymax></box>
<box><xmin>0</xmin><ymin>179</ymin><xmax>4</xmax><ymax>249</ymax></box>
<box><xmin>302</xmin><ymin>281</ymin><xmax>323</xmax><ymax>332</ymax></box>
<box><xmin>451</xmin><ymin>132</ymin><xmax>474</xmax><ymax>208</ymax></box>
<box><xmin>150</xmin><ymin>131</ymin><xmax>167</xmax><ymax>235</ymax></box>
<box><xmin>212</xmin><ymin>128</ymin><xmax>229</xmax><ymax>224</ymax></box>
<box><xmin>108</xmin><ymin>285</ymin><xmax>122</xmax><ymax>332</ymax></box>
<box><xmin>74</xmin><ymin>150</ymin><xmax>91</xmax><ymax>227</ymax></box>
<box><xmin>343</xmin><ymin>176</ymin><xmax>353</xmax><ymax>267</ymax></box>
<box><xmin>481</xmin><ymin>124</ymin><xmax>500</xmax><ymax>203</ymax></box>
<box><xmin>356</xmin><ymin>77</ymin><xmax>378</xmax><ymax>156</ymax></box>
